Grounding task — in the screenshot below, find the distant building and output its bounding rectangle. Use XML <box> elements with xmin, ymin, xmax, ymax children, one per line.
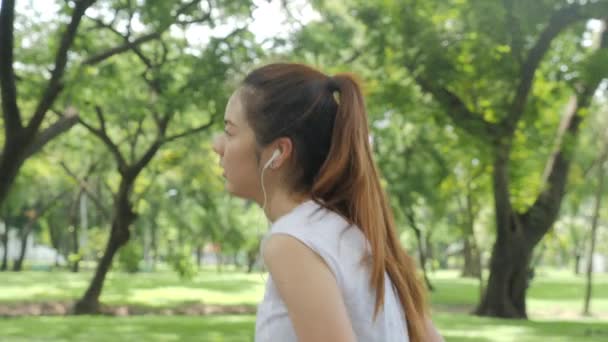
<box><xmin>0</xmin><ymin>222</ymin><xmax>66</xmax><ymax>266</ymax></box>
<box><xmin>579</xmin><ymin>253</ymin><xmax>607</xmax><ymax>273</ymax></box>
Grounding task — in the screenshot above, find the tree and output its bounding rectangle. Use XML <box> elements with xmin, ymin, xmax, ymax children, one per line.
<box><xmin>0</xmin><ymin>0</ymin><xmax>175</xmax><ymax>212</ymax></box>
<box><xmin>70</xmin><ymin>0</ymin><xmax>257</xmax><ymax>313</ymax></box>
<box><xmin>344</xmin><ymin>0</ymin><xmax>608</xmax><ymax>318</ymax></box>
<box><xmin>583</xmin><ymin>109</ymin><xmax>608</xmax><ymax>316</ymax></box>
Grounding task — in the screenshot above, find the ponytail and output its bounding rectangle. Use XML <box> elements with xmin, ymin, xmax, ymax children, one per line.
<box><xmin>313</xmin><ymin>74</ymin><xmax>429</xmax><ymax>342</ymax></box>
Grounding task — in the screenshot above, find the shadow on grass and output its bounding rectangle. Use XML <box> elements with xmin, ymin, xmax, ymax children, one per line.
<box><xmin>1</xmin><ymin>271</ymin><xmax>265</xmax><ymax>308</ymax></box>
<box><xmin>0</xmin><ymin>315</ymin><xmax>256</xmax><ymax>342</ymax></box>
<box><xmin>0</xmin><ymin>299</ymin><xmax>257</xmax><ymax>316</ymax></box>
<box><xmin>435</xmin><ymin>313</ymin><xmax>608</xmax><ymax>342</ymax></box>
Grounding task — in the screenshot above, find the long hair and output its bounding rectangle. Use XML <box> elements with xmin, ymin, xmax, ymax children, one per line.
<box><xmin>241</xmin><ymin>63</ymin><xmax>428</xmax><ymax>342</ymax></box>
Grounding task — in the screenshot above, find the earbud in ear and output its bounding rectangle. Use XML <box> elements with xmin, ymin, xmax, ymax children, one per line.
<box><xmin>263</xmin><ymin>149</ymin><xmax>281</xmax><ymax>170</ymax></box>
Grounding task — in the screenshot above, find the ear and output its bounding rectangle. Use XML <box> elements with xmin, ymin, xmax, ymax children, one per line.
<box><xmin>271</xmin><ymin>137</ymin><xmax>293</xmax><ymax>169</ymax></box>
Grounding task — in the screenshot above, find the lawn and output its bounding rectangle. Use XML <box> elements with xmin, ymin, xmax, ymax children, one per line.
<box><xmin>1</xmin><ymin>267</ymin><xmax>607</xmax><ymax>341</ymax></box>
<box><xmin>1</xmin><ymin>313</ymin><xmax>606</xmax><ymax>341</ymax></box>
<box><xmin>0</xmin><ymin>266</ymin><xmax>265</xmax><ymax>308</ymax></box>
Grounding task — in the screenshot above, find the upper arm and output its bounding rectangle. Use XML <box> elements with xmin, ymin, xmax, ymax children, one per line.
<box><xmin>262</xmin><ymin>233</ymin><xmax>356</xmax><ymax>342</ymax></box>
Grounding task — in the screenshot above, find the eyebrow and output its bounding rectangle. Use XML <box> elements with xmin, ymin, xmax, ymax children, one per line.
<box><xmin>224</xmin><ymin>119</ymin><xmax>237</xmax><ymax>127</ymax></box>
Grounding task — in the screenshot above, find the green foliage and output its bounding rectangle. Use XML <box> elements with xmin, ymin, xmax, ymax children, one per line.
<box><xmin>117</xmin><ymin>241</ymin><xmax>143</xmax><ymax>274</ymax></box>
<box><xmin>167</xmin><ymin>246</ymin><xmax>198</xmax><ymax>280</ymax></box>
<box><xmin>579</xmin><ymin>49</ymin><xmax>608</xmax><ymax>87</ymax></box>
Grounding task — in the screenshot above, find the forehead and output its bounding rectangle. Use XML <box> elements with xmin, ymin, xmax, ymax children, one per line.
<box><xmin>225</xmin><ymin>89</ymin><xmax>247</xmax><ymax>124</ymax></box>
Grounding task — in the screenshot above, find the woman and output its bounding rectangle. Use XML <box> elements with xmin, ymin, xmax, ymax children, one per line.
<box><xmin>212</xmin><ymin>63</ymin><xmax>443</xmax><ymax>342</ymax></box>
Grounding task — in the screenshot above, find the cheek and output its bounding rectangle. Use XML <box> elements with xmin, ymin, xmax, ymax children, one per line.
<box><xmin>223</xmin><ymin>142</ymin><xmax>261</xmax><ymax>198</ymax></box>
<box><xmin>224</xmin><ymin>139</ymin><xmax>258</xmax><ymax>174</ymax></box>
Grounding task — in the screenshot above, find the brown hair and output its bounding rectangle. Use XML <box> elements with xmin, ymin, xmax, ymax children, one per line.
<box><xmin>241</xmin><ymin>63</ymin><xmax>428</xmax><ymax>341</ymax></box>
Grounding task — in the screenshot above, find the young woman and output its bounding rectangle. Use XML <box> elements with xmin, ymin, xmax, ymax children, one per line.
<box><xmin>212</xmin><ymin>63</ymin><xmax>443</xmax><ymax>342</ymax></box>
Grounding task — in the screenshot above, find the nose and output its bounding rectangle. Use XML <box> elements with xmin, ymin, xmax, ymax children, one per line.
<box><xmin>212</xmin><ymin>134</ymin><xmax>225</xmax><ymax>157</ymax></box>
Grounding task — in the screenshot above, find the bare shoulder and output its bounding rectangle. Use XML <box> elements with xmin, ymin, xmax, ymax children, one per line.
<box><xmin>260</xmin><ymin>233</ymin><xmax>356</xmax><ymax>342</ymax></box>
<box><xmin>262</xmin><ymin>233</ymin><xmax>325</xmax><ymax>271</ymax></box>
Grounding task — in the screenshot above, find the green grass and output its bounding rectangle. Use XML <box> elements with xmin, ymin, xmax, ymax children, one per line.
<box><xmin>1</xmin><ymin>267</ymin><xmax>607</xmax><ymax>341</ymax></box>
<box><xmin>0</xmin><ymin>266</ymin><xmax>265</xmax><ymax>308</ymax></box>
<box><xmin>435</xmin><ymin>313</ymin><xmax>608</xmax><ymax>342</ymax></box>
<box><xmin>0</xmin><ymin>315</ymin><xmax>257</xmax><ymax>342</ymax></box>
<box><xmin>1</xmin><ymin>314</ymin><xmax>606</xmax><ymax>342</ymax></box>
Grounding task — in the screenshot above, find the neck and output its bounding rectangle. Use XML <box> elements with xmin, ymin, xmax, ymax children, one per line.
<box><xmin>263</xmin><ymin>190</ymin><xmax>311</xmax><ymax>223</ymax></box>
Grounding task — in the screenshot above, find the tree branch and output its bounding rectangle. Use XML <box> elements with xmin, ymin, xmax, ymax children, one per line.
<box><xmin>413</xmin><ymin>75</ymin><xmax>498</xmax><ymax>141</ymax></box>
<box><xmin>87</xmin><ymin>15</ymin><xmax>155</xmax><ymax>68</ymax></box>
<box><xmin>133</xmin><ymin>170</ymin><xmax>160</xmax><ymax>205</ymax></box>
<box><xmin>130</xmin><ymin>117</ymin><xmax>145</xmax><ymax>162</ymax></box>
<box><xmin>128</xmin><ymin>114</ymin><xmax>214</xmax><ymax>178</ymax></box>
<box><xmin>24</xmin><ymin>107</ymin><xmax>79</xmax><ymax>158</ymax></box>
<box><xmin>35</xmin><ymin>190</ymin><xmax>71</xmax><ymax>219</ymax></box>
<box><xmin>0</xmin><ymin>0</ymin><xmax>23</xmax><ymax>136</ymax></box>
<box><xmin>504</xmin><ymin>1</ymin><xmax>608</xmax><ymax>133</ymax></box>
<box><xmin>502</xmin><ymin>0</ymin><xmax>523</xmax><ymax>63</ymax></box>
<box><xmin>94</xmin><ymin>105</ymin><xmax>106</xmax><ymax>133</ymax></box>
<box><xmin>162</xmin><ymin>117</ymin><xmax>215</xmax><ymax>144</ymax></box>
<box><xmin>175</xmin><ymin>0</ymin><xmax>204</xmax><ymax>18</ymax></box>
<box><xmin>82</xmin><ymin>31</ymin><xmax>161</xmax><ymax>66</ymax></box>
<box><xmin>77</xmin><ymin>107</ymin><xmax>128</xmax><ymax>173</ymax></box>
<box><xmin>59</xmin><ymin>161</ymin><xmax>111</xmax><ymax>220</ymax></box>
<box><xmin>26</xmin><ymin>0</ymin><xmax>96</xmax><ymax>136</ymax></box>
<box><xmin>523</xmin><ymin>21</ymin><xmax>607</xmax><ymax>245</ymax></box>
<box><xmin>131</xmin><ymin>141</ymin><xmax>162</xmax><ymax>178</ymax></box>
<box><xmin>83</xmin><ymin>0</ymin><xmax>211</xmax><ymax>67</ymax></box>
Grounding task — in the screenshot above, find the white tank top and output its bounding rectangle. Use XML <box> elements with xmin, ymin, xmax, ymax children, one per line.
<box><xmin>255</xmin><ymin>200</ymin><xmax>409</xmax><ymax>341</ymax></box>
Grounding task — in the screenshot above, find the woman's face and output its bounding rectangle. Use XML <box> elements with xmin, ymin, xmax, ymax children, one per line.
<box><xmin>213</xmin><ymin>90</ymin><xmax>262</xmax><ymax>200</ymax></box>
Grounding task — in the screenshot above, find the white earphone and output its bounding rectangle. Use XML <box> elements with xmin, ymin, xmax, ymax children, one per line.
<box><xmin>263</xmin><ymin>149</ymin><xmax>281</xmax><ymax>170</ymax></box>
<box><xmin>260</xmin><ymin>148</ymin><xmax>280</xmax><ymax>213</ymax></box>
<box><xmin>258</xmin><ymin>148</ymin><xmax>281</xmax><ymax>283</ymax></box>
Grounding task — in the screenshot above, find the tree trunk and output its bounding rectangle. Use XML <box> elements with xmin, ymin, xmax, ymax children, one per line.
<box><xmin>405</xmin><ymin>209</ymin><xmax>434</xmax><ymax>291</ymax></box>
<box><xmin>570</xmin><ymin>212</ymin><xmax>584</xmax><ymax>275</ymax></box>
<box><xmin>71</xmin><ymin>226</ymin><xmax>80</xmax><ymax>272</ymax></box>
<box><xmin>0</xmin><ymin>148</ymin><xmax>25</xmax><ymax>214</ymax></box>
<box><xmin>475</xmin><ymin>233</ymin><xmax>532</xmax><ymax>318</ymax></box>
<box><xmin>0</xmin><ymin>0</ymin><xmax>91</xmax><ymax>212</ymax></box>
<box><xmin>1</xmin><ymin>222</ymin><xmax>8</xmax><ymax>271</ymax></box>
<box><xmin>12</xmin><ymin>220</ymin><xmax>33</xmax><ymax>271</ymax></box>
<box><xmin>574</xmin><ymin>253</ymin><xmax>581</xmax><ymax>275</ymax></box>
<box><xmin>150</xmin><ymin>223</ymin><xmax>158</xmax><ymax>271</ymax></box>
<box><xmin>74</xmin><ymin>180</ymin><xmax>137</xmax><ymax>314</ymax></box>
<box><xmin>48</xmin><ymin>220</ymin><xmax>61</xmax><ymax>254</ymax></box>
<box><xmin>70</xmin><ymin>191</ymin><xmax>83</xmax><ymax>273</ymax></box>
<box><xmin>462</xmin><ymin>236</ymin><xmax>481</xmax><ymax>278</ymax></box>
<box><xmin>246</xmin><ymin>242</ymin><xmax>260</xmax><ymax>273</ymax></box>
<box><xmin>475</xmin><ymin>146</ymin><xmax>532</xmax><ymax>318</ymax></box>
<box><xmin>425</xmin><ymin>233</ymin><xmax>435</xmax><ymax>271</ymax></box>
<box><xmin>196</xmin><ymin>244</ymin><xmax>203</xmax><ymax>268</ymax></box>
<box><xmin>142</xmin><ymin>224</ymin><xmax>151</xmax><ymax>270</ymax></box>
<box><xmin>583</xmin><ymin>134</ymin><xmax>606</xmax><ymax>316</ymax></box>
<box><xmin>461</xmin><ymin>183</ymin><xmax>481</xmax><ymax>278</ymax></box>
<box><xmin>247</xmin><ymin>251</ymin><xmax>257</xmax><ymax>273</ymax></box>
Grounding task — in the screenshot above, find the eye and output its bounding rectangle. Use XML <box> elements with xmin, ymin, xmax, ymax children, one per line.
<box><xmin>224</xmin><ymin>128</ymin><xmax>232</xmax><ymax>137</ymax></box>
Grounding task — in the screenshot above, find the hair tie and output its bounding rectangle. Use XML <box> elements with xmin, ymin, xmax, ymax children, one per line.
<box><xmin>327</xmin><ymin>77</ymin><xmax>340</xmax><ymax>93</ymax></box>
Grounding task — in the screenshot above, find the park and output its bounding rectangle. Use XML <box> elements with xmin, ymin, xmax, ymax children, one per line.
<box><xmin>1</xmin><ymin>0</ymin><xmax>607</xmax><ymax>341</ymax></box>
